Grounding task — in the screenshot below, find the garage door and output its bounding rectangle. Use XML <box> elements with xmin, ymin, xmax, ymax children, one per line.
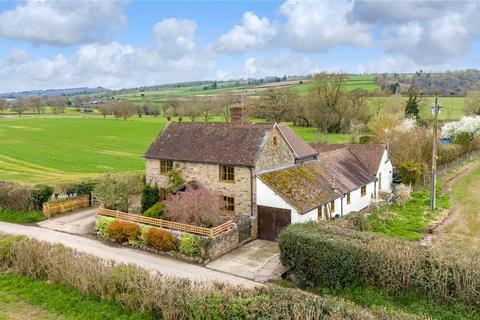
<box><xmin>257</xmin><ymin>205</ymin><xmax>291</xmax><ymax>241</ymax></box>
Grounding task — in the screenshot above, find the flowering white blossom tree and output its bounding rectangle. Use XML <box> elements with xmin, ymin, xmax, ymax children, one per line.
<box><xmin>441</xmin><ymin>116</ymin><xmax>480</xmax><ymax>139</ymax></box>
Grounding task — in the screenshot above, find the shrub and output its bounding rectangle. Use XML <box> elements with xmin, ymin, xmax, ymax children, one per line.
<box><xmin>0</xmin><ymin>182</ymin><xmax>33</xmax><ymax>211</ymax></box>
<box><xmin>66</xmin><ymin>181</ymin><xmax>95</xmax><ymax>196</ymax></box>
<box><xmin>94</xmin><ymin>173</ymin><xmax>143</xmax><ymax>212</ymax></box>
<box><xmin>398</xmin><ymin>163</ymin><xmax>423</xmax><ymax>185</ymax></box>
<box><xmin>0</xmin><ymin>235</ymin><xmax>24</xmax><ymax>266</ymax></box>
<box><xmin>164</xmin><ymin>187</ymin><xmax>225</xmax><ymax>227</ymax></box>
<box><xmin>394</xmin><ymin>184</ymin><xmax>412</xmax><ymax>207</ymax></box>
<box><xmin>141</xmin><ymin>184</ymin><xmax>160</xmax><ymax>213</ymax></box>
<box><xmin>279</xmin><ymin>223</ymin><xmax>480</xmax><ymax>306</ymax></box>
<box><xmin>95</xmin><ymin>216</ymin><xmax>116</xmax><ymax>238</ymax></box>
<box><xmin>179</xmin><ymin>233</ymin><xmax>198</xmax><ymax>256</ymax></box>
<box><xmin>106</xmin><ymin>220</ymin><xmax>141</xmax><ymax>243</ymax></box>
<box><xmin>0</xmin><ymin>234</ymin><xmax>416</xmax><ymax>320</ymax></box>
<box><xmin>144</xmin><ymin>228</ymin><xmax>176</xmax><ymax>251</ymax></box>
<box><xmin>143</xmin><ymin>202</ymin><xmax>164</xmax><ymax>219</ymax></box>
<box><xmin>31</xmin><ymin>184</ymin><xmax>54</xmax><ymax>210</ymax></box>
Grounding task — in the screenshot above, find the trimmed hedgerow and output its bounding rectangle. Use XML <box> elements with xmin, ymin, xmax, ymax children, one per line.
<box><xmin>279</xmin><ymin>222</ymin><xmax>480</xmax><ymax>307</ymax></box>
<box><xmin>144</xmin><ymin>228</ymin><xmax>176</xmax><ymax>252</ymax></box>
<box><xmin>106</xmin><ymin>220</ymin><xmax>141</xmax><ymax>243</ymax></box>
<box><xmin>0</xmin><ymin>234</ymin><xmax>414</xmax><ymax>320</ymax></box>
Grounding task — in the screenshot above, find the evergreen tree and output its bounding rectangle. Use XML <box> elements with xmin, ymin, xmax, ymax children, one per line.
<box><xmin>405</xmin><ymin>87</ymin><xmax>421</xmax><ymax>119</ymax></box>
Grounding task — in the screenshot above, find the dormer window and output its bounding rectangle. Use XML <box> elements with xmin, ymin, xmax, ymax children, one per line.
<box><xmin>219</xmin><ymin>165</ymin><xmax>234</xmax><ymax>182</ymax></box>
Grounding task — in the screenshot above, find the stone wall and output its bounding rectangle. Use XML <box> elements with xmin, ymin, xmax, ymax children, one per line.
<box><xmin>255</xmin><ymin>126</ymin><xmax>295</xmax><ymax>172</ymax></box>
<box><xmin>146</xmin><ymin>159</ymin><xmax>254</xmax><ymax>218</ymax></box>
<box><xmin>206</xmin><ymin>225</ymin><xmax>239</xmax><ymax>260</ymax></box>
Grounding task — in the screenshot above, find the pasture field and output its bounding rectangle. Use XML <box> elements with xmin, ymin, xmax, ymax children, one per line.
<box><xmin>0</xmin><ymin>115</ymin><xmax>337</xmax><ymax>184</ymax></box>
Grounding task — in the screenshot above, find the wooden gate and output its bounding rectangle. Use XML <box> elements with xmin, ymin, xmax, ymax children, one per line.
<box><xmin>257</xmin><ymin>205</ymin><xmax>291</xmax><ymax>241</ymax></box>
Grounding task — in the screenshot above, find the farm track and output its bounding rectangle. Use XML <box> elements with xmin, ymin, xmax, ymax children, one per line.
<box><xmin>428</xmin><ymin>159</ymin><xmax>480</xmax><ymax>252</ymax></box>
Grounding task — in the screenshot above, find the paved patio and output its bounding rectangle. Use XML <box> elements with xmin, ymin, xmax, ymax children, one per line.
<box><xmin>206</xmin><ymin>240</ymin><xmax>286</xmax><ymax>282</ymax></box>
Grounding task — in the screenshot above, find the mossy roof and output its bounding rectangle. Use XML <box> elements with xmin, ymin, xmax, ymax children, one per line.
<box><xmin>258</xmin><ymin>162</ymin><xmax>340</xmax><ymax>214</ymax></box>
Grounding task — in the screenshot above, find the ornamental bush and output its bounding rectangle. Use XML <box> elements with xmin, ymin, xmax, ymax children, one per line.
<box><xmin>106</xmin><ymin>220</ymin><xmax>141</xmax><ymax>243</ymax></box>
<box><xmin>279</xmin><ymin>222</ymin><xmax>480</xmax><ymax>306</ymax></box>
<box><xmin>31</xmin><ymin>184</ymin><xmax>54</xmax><ymax>210</ymax></box>
<box><xmin>141</xmin><ymin>183</ymin><xmax>160</xmax><ymax>213</ymax></box>
<box><xmin>179</xmin><ymin>233</ymin><xmax>198</xmax><ymax>256</ymax></box>
<box><xmin>144</xmin><ymin>228</ymin><xmax>176</xmax><ymax>252</ymax></box>
<box><xmin>95</xmin><ymin>216</ymin><xmax>116</xmax><ymax>238</ymax></box>
<box><xmin>143</xmin><ymin>202</ymin><xmax>164</xmax><ymax>219</ymax></box>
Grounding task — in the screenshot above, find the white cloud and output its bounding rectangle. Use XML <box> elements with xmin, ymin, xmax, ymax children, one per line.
<box><xmin>0</xmin><ymin>19</ymin><xmax>213</xmax><ymax>92</ymax></box>
<box><xmin>216</xmin><ymin>12</ymin><xmax>277</xmax><ymax>53</ymax></box>
<box><xmin>357</xmin><ymin>56</ymin><xmax>419</xmax><ymax>74</ymax></box>
<box><xmin>279</xmin><ymin>0</ymin><xmax>372</xmax><ymax>52</ymax></box>
<box><xmin>0</xmin><ymin>0</ymin><xmax>128</xmax><ymax>45</ymax></box>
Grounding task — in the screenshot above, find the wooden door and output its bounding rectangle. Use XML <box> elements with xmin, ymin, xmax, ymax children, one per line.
<box><xmin>257</xmin><ymin>205</ymin><xmax>291</xmax><ymax>241</ymax></box>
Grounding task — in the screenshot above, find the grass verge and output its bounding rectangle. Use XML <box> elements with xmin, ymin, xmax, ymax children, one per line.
<box><xmin>273</xmin><ymin>280</ymin><xmax>479</xmax><ymax>320</ymax></box>
<box><xmin>367</xmin><ymin>189</ymin><xmax>450</xmax><ymax>240</ymax></box>
<box><xmin>0</xmin><ymin>273</ymin><xmax>152</xmax><ymax>320</ymax></box>
<box><xmin>0</xmin><ymin>209</ymin><xmax>45</xmax><ymax>224</ymax></box>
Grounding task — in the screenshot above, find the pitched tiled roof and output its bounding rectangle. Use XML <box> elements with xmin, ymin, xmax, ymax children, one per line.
<box><xmin>276</xmin><ymin>124</ymin><xmax>318</xmax><ymax>159</ymax></box>
<box><xmin>319</xmin><ymin>149</ymin><xmax>376</xmax><ymax>193</ymax></box>
<box><xmin>258</xmin><ymin>162</ymin><xmax>340</xmax><ymax>214</ymax></box>
<box><xmin>145</xmin><ymin>122</ymin><xmax>272</xmax><ymax>166</ymax></box>
<box><xmin>259</xmin><ymin>149</ymin><xmax>377</xmax><ymax>214</ymax></box>
<box><xmin>310</xmin><ymin>143</ymin><xmax>386</xmax><ymax>175</ymax></box>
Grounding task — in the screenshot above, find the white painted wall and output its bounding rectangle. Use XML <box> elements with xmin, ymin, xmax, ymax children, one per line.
<box><xmin>377</xmin><ymin>149</ymin><xmax>393</xmax><ymax>194</ymax></box>
<box><xmin>257</xmin><ymin>177</ymin><xmax>379</xmax><ymax>224</ymax></box>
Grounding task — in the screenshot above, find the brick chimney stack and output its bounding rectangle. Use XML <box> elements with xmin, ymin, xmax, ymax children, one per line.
<box><xmin>230</xmin><ymin>104</ymin><xmax>245</xmax><ymax>124</ymax></box>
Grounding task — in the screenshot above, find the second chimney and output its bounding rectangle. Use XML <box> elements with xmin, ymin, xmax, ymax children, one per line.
<box><xmin>230</xmin><ymin>105</ymin><xmax>245</xmax><ymax>124</ymax></box>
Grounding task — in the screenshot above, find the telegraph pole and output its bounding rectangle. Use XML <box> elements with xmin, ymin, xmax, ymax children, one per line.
<box><xmin>431</xmin><ymin>91</ymin><xmax>440</xmax><ymax>210</ymax></box>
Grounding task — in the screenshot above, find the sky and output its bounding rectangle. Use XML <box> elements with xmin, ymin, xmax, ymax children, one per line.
<box><xmin>0</xmin><ymin>0</ymin><xmax>479</xmax><ymax>93</ymax></box>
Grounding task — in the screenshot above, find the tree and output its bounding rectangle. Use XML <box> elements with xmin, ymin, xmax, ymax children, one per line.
<box><xmin>48</xmin><ymin>96</ymin><xmax>67</xmax><ymax>114</ymax></box>
<box><xmin>164</xmin><ymin>187</ymin><xmax>226</xmax><ymax>227</ymax></box>
<box><xmin>307</xmin><ymin>73</ymin><xmax>351</xmax><ymax>133</ymax></box>
<box><xmin>136</xmin><ymin>104</ymin><xmax>144</xmax><ymax>118</ymax></box>
<box><xmin>465</xmin><ymin>86</ymin><xmax>480</xmax><ymax>115</ymax></box>
<box><xmin>164</xmin><ymin>98</ymin><xmax>180</xmax><ymax>117</ymax></box>
<box><xmin>99</xmin><ymin>102</ymin><xmax>112</xmax><ymax>119</ymax></box>
<box><xmin>348</xmin><ymin>88</ymin><xmax>371</xmax><ymax>125</ymax></box>
<box><xmin>111</xmin><ymin>100</ymin><xmax>137</xmax><ymax>120</ymax></box>
<box><xmin>10</xmin><ymin>97</ymin><xmax>28</xmax><ymax>117</ymax></box>
<box><xmin>0</xmin><ymin>98</ymin><xmax>7</xmax><ymax>114</ymax></box>
<box><xmin>28</xmin><ymin>96</ymin><xmax>44</xmax><ymax>114</ymax></box>
<box><xmin>94</xmin><ymin>173</ymin><xmax>143</xmax><ymax>212</ymax></box>
<box><xmin>248</xmin><ymin>88</ymin><xmax>298</xmax><ymax>123</ymax></box>
<box><xmin>405</xmin><ymin>87</ymin><xmax>421</xmax><ymax>119</ymax></box>
<box><xmin>369</xmin><ymin>89</ymin><xmax>388</xmax><ymax>120</ymax></box>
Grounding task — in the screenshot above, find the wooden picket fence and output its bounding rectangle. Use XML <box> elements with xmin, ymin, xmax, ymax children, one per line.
<box><xmin>43</xmin><ymin>194</ymin><xmax>90</xmax><ymax>218</ymax></box>
<box><xmin>98</xmin><ymin>207</ymin><xmax>234</xmax><ymax>237</ymax></box>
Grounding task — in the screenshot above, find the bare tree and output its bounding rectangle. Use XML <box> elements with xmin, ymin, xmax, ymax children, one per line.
<box><xmin>164</xmin><ymin>98</ymin><xmax>180</xmax><ymax>117</ymax></box>
<box><xmin>28</xmin><ymin>96</ymin><xmax>44</xmax><ymax>114</ymax></box>
<box><xmin>465</xmin><ymin>85</ymin><xmax>480</xmax><ymax>115</ymax></box>
<box><xmin>99</xmin><ymin>102</ymin><xmax>113</xmax><ymax>119</ymax></box>
<box><xmin>248</xmin><ymin>88</ymin><xmax>298</xmax><ymax>123</ymax></box>
<box><xmin>369</xmin><ymin>89</ymin><xmax>389</xmax><ymax>120</ymax></box>
<box><xmin>111</xmin><ymin>100</ymin><xmax>137</xmax><ymax>120</ymax></box>
<box><xmin>10</xmin><ymin>97</ymin><xmax>29</xmax><ymax>117</ymax></box>
<box><xmin>178</xmin><ymin>98</ymin><xmax>201</xmax><ymax>122</ymax></box>
<box><xmin>307</xmin><ymin>73</ymin><xmax>351</xmax><ymax>133</ymax></box>
<box><xmin>48</xmin><ymin>96</ymin><xmax>67</xmax><ymax>114</ymax></box>
<box><xmin>0</xmin><ymin>98</ymin><xmax>7</xmax><ymax>114</ymax></box>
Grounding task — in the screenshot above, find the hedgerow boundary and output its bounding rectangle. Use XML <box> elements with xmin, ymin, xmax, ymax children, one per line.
<box><xmin>279</xmin><ymin>223</ymin><xmax>480</xmax><ymax>307</ymax></box>
<box><xmin>0</xmin><ymin>234</ymin><xmax>416</xmax><ymax>320</ymax></box>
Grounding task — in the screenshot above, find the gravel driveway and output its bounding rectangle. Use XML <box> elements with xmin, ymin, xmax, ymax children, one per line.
<box><xmin>36</xmin><ymin>207</ymin><xmax>98</xmax><ymax>235</ymax></box>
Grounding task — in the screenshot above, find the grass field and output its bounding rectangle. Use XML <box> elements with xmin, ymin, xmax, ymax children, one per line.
<box><xmin>0</xmin><ymin>273</ymin><xmax>151</xmax><ymax>320</ymax></box>
<box><xmin>0</xmin><ymin>209</ymin><xmax>44</xmax><ymax>224</ymax></box>
<box><xmin>0</xmin><ymin>116</ymin><xmax>342</xmax><ymax>184</ymax></box>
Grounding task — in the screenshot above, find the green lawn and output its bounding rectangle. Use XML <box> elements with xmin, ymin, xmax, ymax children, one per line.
<box><xmin>0</xmin><ymin>209</ymin><xmax>44</xmax><ymax>224</ymax></box>
<box><xmin>0</xmin><ymin>273</ymin><xmax>152</xmax><ymax>320</ymax></box>
<box><xmin>368</xmin><ymin>189</ymin><xmax>450</xmax><ymax>240</ymax></box>
<box><xmin>0</xmin><ymin>116</ymin><xmax>345</xmax><ymax>184</ymax></box>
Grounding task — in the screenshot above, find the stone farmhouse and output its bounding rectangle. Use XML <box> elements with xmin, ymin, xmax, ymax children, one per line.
<box><xmin>145</xmin><ymin>107</ymin><xmax>393</xmax><ymax>241</ymax></box>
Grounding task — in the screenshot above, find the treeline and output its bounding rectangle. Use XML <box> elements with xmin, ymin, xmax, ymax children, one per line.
<box><xmin>375</xmin><ymin>69</ymin><xmax>480</xmax><ymax>95</ymax></box>
<box><xmin>0</xmin><ymin>96</ymin><xmax>68</xmax><ymax>116</ymax></box>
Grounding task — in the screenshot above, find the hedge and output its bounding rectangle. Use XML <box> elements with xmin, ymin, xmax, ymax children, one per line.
<box><xmin>279</xmin><ymin>223</ymin><xmax>480</xmax><ymax>306</ymax></box>
<box><xmin>0</xmin><ymin>234</ymin><xmax>414</xmax><ymax>320</ymax></box>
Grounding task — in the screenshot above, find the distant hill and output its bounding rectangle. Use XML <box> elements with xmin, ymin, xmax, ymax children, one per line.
<box><xmin>0</xmin><ymin>87</ymin><xmax>109</xmax><ymax>99</ymax></box>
